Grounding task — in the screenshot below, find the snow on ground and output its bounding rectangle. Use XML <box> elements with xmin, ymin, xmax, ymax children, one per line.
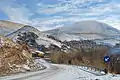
<box><xmin>36</xmin><ymin>35</ymin><xmax>62</xmax><ymax>48</ymax></box>
<box><xmin>48</xmin><ymin>64</ymin><xmax>96</xmax><ymax>80</ymax></box>
<box><xmin>94</xmin><ymin>74</ymin><xmax>120</xmax><ymax>80</ymax></box>
<box><xmin>0</xmin><ymin>59</ymin><xmax>120</xmax><ymax>80</ymax></box>
<box><xmin>34</xmin><ymin>59</ymin><xmax>50</xmax><ymax>68</ymax></box>
<box><xmin>46</xmin><ymin>64</ymin><xmax>120</xmax><ymax>80</ymax></box>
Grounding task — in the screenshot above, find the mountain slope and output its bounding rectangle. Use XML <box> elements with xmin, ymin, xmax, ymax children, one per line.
<box><xmin>0</xmin><ymin>20</ymin><xmax>25</xmax><ymax>36</ymax></box>
<box><xmin>43</xmin><ymin>20</ymin><xmax>120</xmax><ymax>41</ymax></box>
<box><xmin>6</xmin><ymin>25</ymin><xmax>41</xmax><ymax>39</ymax></box>
<box><xmin>6</xmin><ymin>25</ymin><xmax>62</xmax><ymax>48</ymax></box>
<box><xmin>59</xmin><ymin>20</ymin><xmax>120</xmax><ymax>34</ymax></box>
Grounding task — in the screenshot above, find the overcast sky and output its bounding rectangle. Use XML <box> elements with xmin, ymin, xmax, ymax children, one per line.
<box><xmin>0</xmin><ymin>0</ymin><xmax>120</xmax><ymax>31</ymax></box>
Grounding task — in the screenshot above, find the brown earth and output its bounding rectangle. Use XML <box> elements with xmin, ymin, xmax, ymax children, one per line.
<box><xmin>0</xmin><ymin>36</ymin><xmax>44</xmax><ymax>76</ymax></box>
<box><xmin>0</xmin><ymin>20</ymin><xmax>24</xmax><ymax>30</ymax></box>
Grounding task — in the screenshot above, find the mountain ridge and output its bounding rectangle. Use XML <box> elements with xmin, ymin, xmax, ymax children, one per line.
<box><xmin>0</xmin><ymin>20</ymin><xmax>25</xmax><ymax>36</ymax></box>
<box><xmin>43</xmin><ymin>20</ymin><xmax>120</xmax><ymax>41</ymax></box>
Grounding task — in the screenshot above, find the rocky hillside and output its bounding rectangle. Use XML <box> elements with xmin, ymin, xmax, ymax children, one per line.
<box><xmin>6</xmin><ymin>25</ymin><xmax>41</xmax><ymax>39</ymax></box>
<box><xmin>5</xmin><ymin>24</ymin><xmax>63</xmax><ymax>48</ymax></box>
<box><xmin>0</xmin><ymin>36</ymin><xmax>45</xmax><ymax>76</ymax></box>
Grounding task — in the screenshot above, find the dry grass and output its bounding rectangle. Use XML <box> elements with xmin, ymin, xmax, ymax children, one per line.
<box><xmin>0</xmin><ymin>20</ymin><xmax>24</xmax><ymax>30</ymax></box>
<box><xmin>50</xmin><ymin>47</ymin><xmax>108</xmax><ymax>69</ymax></box>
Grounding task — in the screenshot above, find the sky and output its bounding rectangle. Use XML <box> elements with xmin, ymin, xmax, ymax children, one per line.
<box><xmin>0</xmin><ymin>0</ymin><xmax>120</xmax><ymax>31</ymax></box>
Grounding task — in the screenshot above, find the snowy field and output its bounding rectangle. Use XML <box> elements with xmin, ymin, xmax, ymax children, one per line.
<box><xmin>0</xmin><ymin>59</ymin><xmax>120</xmax><ymax>80</ymax></box>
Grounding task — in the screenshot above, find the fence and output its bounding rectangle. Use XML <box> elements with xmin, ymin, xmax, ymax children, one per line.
<box><xmin>73</xmin><ymin>65</ymin><xmax>107</xmax><ymax>76</ymax></box>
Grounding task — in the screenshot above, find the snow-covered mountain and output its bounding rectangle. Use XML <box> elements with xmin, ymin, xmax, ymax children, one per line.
<box><xmin>0</xmin><ymin>20</ymin><xmax>25</xmax><ymax>36</ymax></box>
<box><xmin>1</xmin><ymin>20</ymin><xmax>120</xmax><ymax>48</ymax></box>
<box><xmin>6</xmin><ymin>25</ymin><xmax>41</xmax><ymax>39</ymax></box>
<box><xmin>0</xmin><ymin>20</ymin><xmax>62</xmax><ymax>48</ymax></box>
<box><xmin>5</xmin><ymin>24</ymin><xmax>62</xmax><ymax>48</ymax></box>
<box><xmin>43</xmin><ymin>20</ymin><xmax>120</xmax><ymax>41</ymax></box>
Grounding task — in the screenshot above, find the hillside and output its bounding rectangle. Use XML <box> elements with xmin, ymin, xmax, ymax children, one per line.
<box><xmin>43</xmin><ymin>20</ymin><xmax>120</xmax><ymax>41</ymax></box>
<box><xmin>6</xmin><ymin>25</ymin><xmax>41</xmax><ymax>39</ymax></box>
<box><xmin>0</xmin><ymin>20</ymin><xmax>25</xmax><ymax>36</ymax></box>
<box><xmin>0</xmin><ymin>36</ymin><xmax>44</xmax><ymax>76</ymax></box>
<box><xmin>5</xmin><ymin>25</ymin><xmax>63</xmax><ymax>48</ymax></box>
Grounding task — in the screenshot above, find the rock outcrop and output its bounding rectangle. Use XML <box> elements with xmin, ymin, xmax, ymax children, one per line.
<box><xmin>0</xmin><ymin>36</ymin><xmax>45</xmax><ymax>76</ymax></box>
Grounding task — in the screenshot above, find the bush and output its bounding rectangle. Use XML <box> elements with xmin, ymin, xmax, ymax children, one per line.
<box><xmin>50</xmin><ymin>47</ymin><xmax>108</xmax><ymax>69</ymax></box>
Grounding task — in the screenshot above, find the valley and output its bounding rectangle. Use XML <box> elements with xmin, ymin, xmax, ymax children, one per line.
<box><xmin>0</xmin><ymin>20</ymin><xmax>120</xmax><ymax>79</ymax></box>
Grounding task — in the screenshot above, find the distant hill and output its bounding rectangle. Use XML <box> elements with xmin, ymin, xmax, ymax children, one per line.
<box><xmin>43</xmin><ymin>20</ymin><xmax>120</xmax><ymax>41</ymax></box>
<box><xmin>6</xmin><ymin>25</ymin><xmax>41</xmax><ymax>39</ymax></box>
<box><xmin>0</xmin><ymin>20</ymin><xmax>25</xmax><ymax>36</ymax></box>
<box><xmin>1</xmin><ymin>20</ymin><xmax>120</xmax><ymax>48</ymax></box>
<box><xmin>1</xmin><ymin>22</ymin><xmax>63</xmax><ymax>48</ymax></box>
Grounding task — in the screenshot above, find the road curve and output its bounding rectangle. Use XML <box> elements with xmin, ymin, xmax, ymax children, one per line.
<box><xmin>0</xmin><ymin>60</ymin><xmax>107</xmax><ymax>80</ymax></box>
<box><xmin>0</xmin><ymin>64</ymin><xmax>62</xmax><ymax>80</ymax></box>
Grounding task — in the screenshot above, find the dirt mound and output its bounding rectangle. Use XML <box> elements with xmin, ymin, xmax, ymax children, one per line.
<box><xmin>0</xmin><ymin>36</ymin><xmax>44</xmax><ymax>76</ymax></box>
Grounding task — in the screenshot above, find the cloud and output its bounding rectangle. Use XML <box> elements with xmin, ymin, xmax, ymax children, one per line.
<box><xmin>36</xmin><ymin>0</ymin><xmax>120</xmax><ymax>30</ymax></box>
<box><xmin>0</xmin><ymin>0</ymin><xmax>33</xmax><ymax>24</ymax></box>
<box><xmin>99</xmin><ymin>16</ymin><xmax>120</xmax><ymax>30</ymax></box>
<box><xmin>36</xmin><ymin>0</ymin><xmax>119</xmax><ymax>18</ymax></box>
<box><xmin>37</xmin><ymin>7</ymin><xmax>64</xmax><ymax>15</ymax></box>
<box><xmin>0</xmin><ymin>0</ymin><xmax>120</xmax><ymax>31</ymax></box>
